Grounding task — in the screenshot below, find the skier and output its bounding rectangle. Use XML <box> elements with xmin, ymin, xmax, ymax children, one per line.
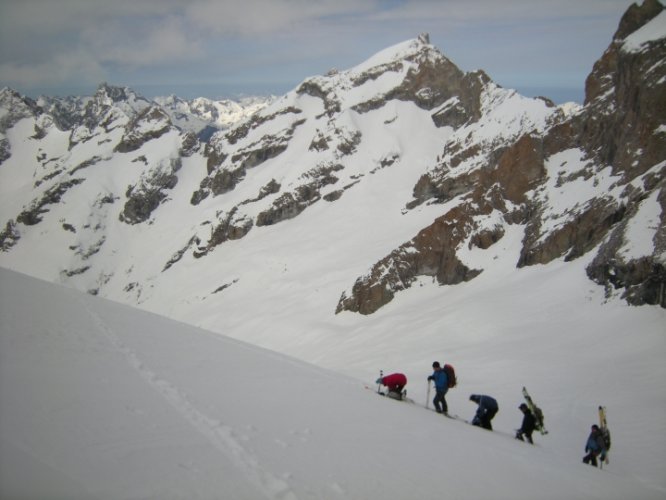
<box><xmin>515</xmin><ymin>403</ymin><xmax>536</xmax><ymax>444</ymax></box>
<box><xmin>583</xmin><ymin>424</ymin><xmax>607</xmax><ymax>467</ymax></box>
<box><xmin>469</xmin><ymin>394</ymin><xmax>499</xmax><ymax>430</ymax></box>
<box><xmin>376</xmin><ymin>373</ymin><xmax>407</xmax><ymax>399</ymax></box>
<box><xmin>427</xmin><ymin>362</ymin><xmax>449</xmax><ymax>414</ymax></box>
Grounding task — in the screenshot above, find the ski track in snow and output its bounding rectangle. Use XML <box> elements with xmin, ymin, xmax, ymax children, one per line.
<box><xmin>83</xmin><ymin>301</ymin><xmax>297</xmax><ymax>500</ymax></box>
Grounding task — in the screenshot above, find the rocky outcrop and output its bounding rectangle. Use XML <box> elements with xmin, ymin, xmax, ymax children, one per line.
<box><xmin>255</xmin><ymin>163</ymin><xmax>343</xmax><ymax>227</ymax></box>
<box><xmin>15</xmin><ymin>178</ymin><xmax>86</xmax><ymax>226</ymax></box>
<box><xmin>115</xmin><ymin>106</ymin><xmax>172</xmax><ymax>153</ymax></box>
<box><xmin>519</xmin><ymin>200</ymin><xmax>627</xmax><ymax>267</ymax></box>
<box><xmin>180</xmin><ymin>132</ymin><xmax>200</xmax><ymax>157</ymax></box>
<box><xmin>0</xmin><ymin>88</ymin><xmax>41</xmax><ymax>163</ymax></box>
<box><xmin>0</xmin><ymin>88</ymin><xmax>40</xmax><ymax>132</ymax></box>
<box><xmin>120</xmin><ymin>158</ymin><xmax>181</xmax><ymax>224</ymax></box>
<box><xmin>193</xmin><ymin>114</ymin><xmax>306</xmax><ymax>205</ymax></box>
<box><xmin>337</xmin><ymin>203</ymin><xmax>485</xmax><ymax>315</ymax></box>
<box><xmin>193</xmin><ymin>207</ymin><xmax>254</xmax><ymax>258</ymax></box>
<box><xmin>0</xmin><ymin>138</ymin><xmax>11</xmax><ymax>164</ymax></box>
<box><xmin>586</xmin><ymin>176</ymin><xmax>666</xmax><ymax>306</ymax></box>
<box><xmin>0</xmin><ymin>220</ymin><xmax>20</xmax><ymax>251</ymax></box>
<box><xmin>297</xmin><ymin>81</ymin><xmax>341</xmax><ymax>117</ymax></box>
<box><xmin>351</xmin><ymin>42</ymin><xmax>489</xmax><ymax>129</ymax></box>
<box><xmin>582</xmin><ymin>0</ymin><xmax>665</xmax><ymax>180</ymax></box>
<box><xmin>225</xmin><ymin>106</ymin><xmax>302</xmax><ymax>145</ymax></box>
<box><xmin>191</xmin><ymin>166</ymin><xmax>246</xmax><ymax>205</ymax></box>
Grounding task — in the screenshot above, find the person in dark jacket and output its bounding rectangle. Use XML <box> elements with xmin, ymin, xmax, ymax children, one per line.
<box><xmin>515</xmin><ymin>403</ymin><xmax>536</xmax><ymax>444</ymax></box>
<box><xmin>469</xmin><ymin>394</ymin><xmax>499</xmax><ymax>430</ymax></box>
<box><xmin>376</xmin><ymin>373</ymin><xmax>407</xmax><ymax>399</ymax></box>
<box><xmin>583</xmin><ymin>424</ymin><xmax>607</xmax><ymax>467</ymax></box>
<box><xmin>427</xmin><ymin>362</ymin><xmax>449</xmax><ymax>414</ymax></box>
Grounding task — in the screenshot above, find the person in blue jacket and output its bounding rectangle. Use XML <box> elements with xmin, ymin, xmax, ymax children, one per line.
<box><xmin>582</xmin><ymin>424</ymin><xmax>607</xmax><ymax>467</ymax></box>
<box><xmin>427</xmin><ymin>361</ymin><xmax>449</xmax><ymax>414</ymax></box>
<box><xmin>469</xmin><ymin>394</ymin><xmax>499</xmax><ymax>430</ymax></box>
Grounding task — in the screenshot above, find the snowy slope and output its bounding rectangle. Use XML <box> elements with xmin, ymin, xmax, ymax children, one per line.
<box><xmin>1</xmin><ymin>267</ymin><xmax>664</xmax><ymax>500</ymax></box>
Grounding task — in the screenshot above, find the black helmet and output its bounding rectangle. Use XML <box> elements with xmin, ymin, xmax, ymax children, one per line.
<box><xmin>432</xmin><ymin>361</ymin><xmax>441</xmax><ymax>368</ymax></box>
<box><xmin>519</xmin><ymin>403</ymin><xmax>528</xmax><ymax>410</ymax></box>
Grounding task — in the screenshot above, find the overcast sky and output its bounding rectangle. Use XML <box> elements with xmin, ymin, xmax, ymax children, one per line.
<box><xmin>0</xmin><ymin>0</ymin><xmax>635</xmax><ymax>103</ymax></box>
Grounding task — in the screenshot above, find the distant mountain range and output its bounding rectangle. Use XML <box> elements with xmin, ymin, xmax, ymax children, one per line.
<box><xmin>0</xmin><ymin>0</ymin><xmax>664</xmax><ymax>335</ymax></box>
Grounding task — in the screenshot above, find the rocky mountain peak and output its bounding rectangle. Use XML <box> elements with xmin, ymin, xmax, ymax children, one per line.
<box><xmin>613</xmin><ymin>0</ymin><xmax>663</xmax><ymax>41</ymax></box>
<box><xmin>0</xmin><ymin>87</ymin><xmax>40</xmax><ymax>132</ymax></box>
<box><xmin>94</xmin><ymin>83</ymin><xmax>142</xmax><ymax>105</ymax></box>
<box><xmin>337</xmin><ymin>4</ymin><xmax>666</xmax><ymax>314</ymax></box>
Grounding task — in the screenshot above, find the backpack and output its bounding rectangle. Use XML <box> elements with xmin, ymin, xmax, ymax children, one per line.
<box><xmin>443</xmin><ymin>364</ymin><xmax>457</xmax><ymax>388</ymax></box>
<box><xmin>600</xmin><ymin>427</ymin><xmax>611</xmax><ymax>451</ymax></box>
<box><xmin>533</xmin><ymin>406</ymin><xmax>545</xmax><ymax>429</ymax></box>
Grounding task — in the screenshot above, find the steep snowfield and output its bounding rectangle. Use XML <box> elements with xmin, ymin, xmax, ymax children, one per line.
<box><xmin>1</xmin><ymin>267</ymin><xmax>665</xmax><ymax>500</ymax></box>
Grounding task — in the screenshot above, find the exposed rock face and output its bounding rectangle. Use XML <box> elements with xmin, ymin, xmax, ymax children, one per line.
<box><xmin>16</xmin><ymin>178</ymin><xmax>86</xmax><ymax>225</ymax></box>
<box><xmin>350</xmin><ymin>44</ymin><xmax>489</xmax><ymax>128</ymax></box>
<box><xmin>193</xmin><ymin>207</ymin><xmax>254</xmax><ymax>258</ymax></box>
<box><xmin>0</xmin><ymin>220</ymin><xmax>20</xmax><ymax>251</ymax></box>
<box><xmin>115</xmin><ymin>106</ymin><xmax>173</xmax><ymax>153</ymax></box>
<box><xmin>193</xmin><ymin>111</ymin><xmax>305</xmax><ymax>204</ymax></box>
<box><xmin>0</xmin><ymin>88</ymin><xmax>41</xmax><ymax>164</ymax></box>
<box><xmin>337</xmin><ymin>203</ymin><xmax>484</xmax><ymax>315</ymax></box>
<box><xmin>582</xmin><ymin>0</ymin><xmax>666</xmax><ymax>181</ymax></box>
<box><xmin>256</xmin><ymin>163</ymin><xmax>343</xmax><ymax>227</ymax></box>
<box><xmin>0</xmin><ymin>88</ymin><xmax>40</xmax><ymax>133</ymax></box>
<box><xmin>120</xmin><ymin>158</ymin><xmax>182</xmax><ymax>224</ymax></box>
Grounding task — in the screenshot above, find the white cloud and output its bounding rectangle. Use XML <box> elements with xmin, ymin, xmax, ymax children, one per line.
<box><xmin>184</xmin><ymin>0</ymin><xmax>377</xmax><ymax>37</ymax></box>
<box><xmin>83</xmin><ymin>16</ymin><xmax>204</xmax><ymax>67</ymax></box>
<box><xmin>0</xmin><ymin>0</ymin><xmax>636</xmax><ymax>96</ymax></box>
<box><xmin>0</xmin><ymin>48</ymin><xmax>105</xmax><ymax>87</ymax></box>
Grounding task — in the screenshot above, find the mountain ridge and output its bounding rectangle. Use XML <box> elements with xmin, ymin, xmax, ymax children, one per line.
<box><xmin>0</xmin><ymin>1</ymin><xmax>664</xmax><ymax>328</ymax></box>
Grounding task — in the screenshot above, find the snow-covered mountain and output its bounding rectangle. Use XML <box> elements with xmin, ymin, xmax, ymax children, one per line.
<box><xmin>1</xmin><ymin>2</ymin><xmax>665</xmax><ymax>497</ymax></box>
<box><xmin>154</xmin><ymin>93</ymin><xmax>275</xmax><ymax>138</ymax></box>
<box><xmin>0</xmin><ymin>2</ymin><xmax>664</xmax><ymax>357</ymax></box>
<box><xmin>2</xmin><ymin>267</ymin><xmax>665</xmax><ymax>499</ymax></box>
<box><xmin>1</xmin><ymin>3</ymin><xmax>664</xmax><ymax>318</ymax></box>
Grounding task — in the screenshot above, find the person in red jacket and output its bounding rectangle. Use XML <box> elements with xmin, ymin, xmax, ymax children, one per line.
<box><xmin>376</xmin><ymin>373</ymin><xmax>407</xmax><ymax>400</ymax></box>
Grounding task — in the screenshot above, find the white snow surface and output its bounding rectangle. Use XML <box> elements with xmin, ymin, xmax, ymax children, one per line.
<box><xmin>1</xmin><ymin>264</ymin><xmax>665</xmax><ymax>500</ymax></box>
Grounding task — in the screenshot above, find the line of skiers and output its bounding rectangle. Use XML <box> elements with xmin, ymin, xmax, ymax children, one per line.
<box><xmin>376</xmin><ymin>361</ymin><xmax>610</xmax><ymax>467</ymax></box>
<box><xmin>376</xmin><ymin>363</ymin><xmax>526</xmax><ymax>436</ymax></box>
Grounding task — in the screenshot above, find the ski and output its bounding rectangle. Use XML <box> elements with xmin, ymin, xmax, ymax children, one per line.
<box><xmin>364</xmin><ymin>384</ymin><xmax>411</xmax><ymax>402</ymax></box>
<box><xmin>598</xmin><ymin>406</ymin><xmax>611</xmax><ymax>466</ymax></box>
<box><xmin>443</xmin><ymin>412</ymin><xmax>463</xmax><ymax>421</ymax></box>
<box><xmin>598</xmin><ymin>405</ymin><xmax>608</xmax><ymax>429</ymax></box>
<box><xmin>522</xmin><ymin>386</ymin><xmax>548</xmax><ymax>435</ymax></box>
